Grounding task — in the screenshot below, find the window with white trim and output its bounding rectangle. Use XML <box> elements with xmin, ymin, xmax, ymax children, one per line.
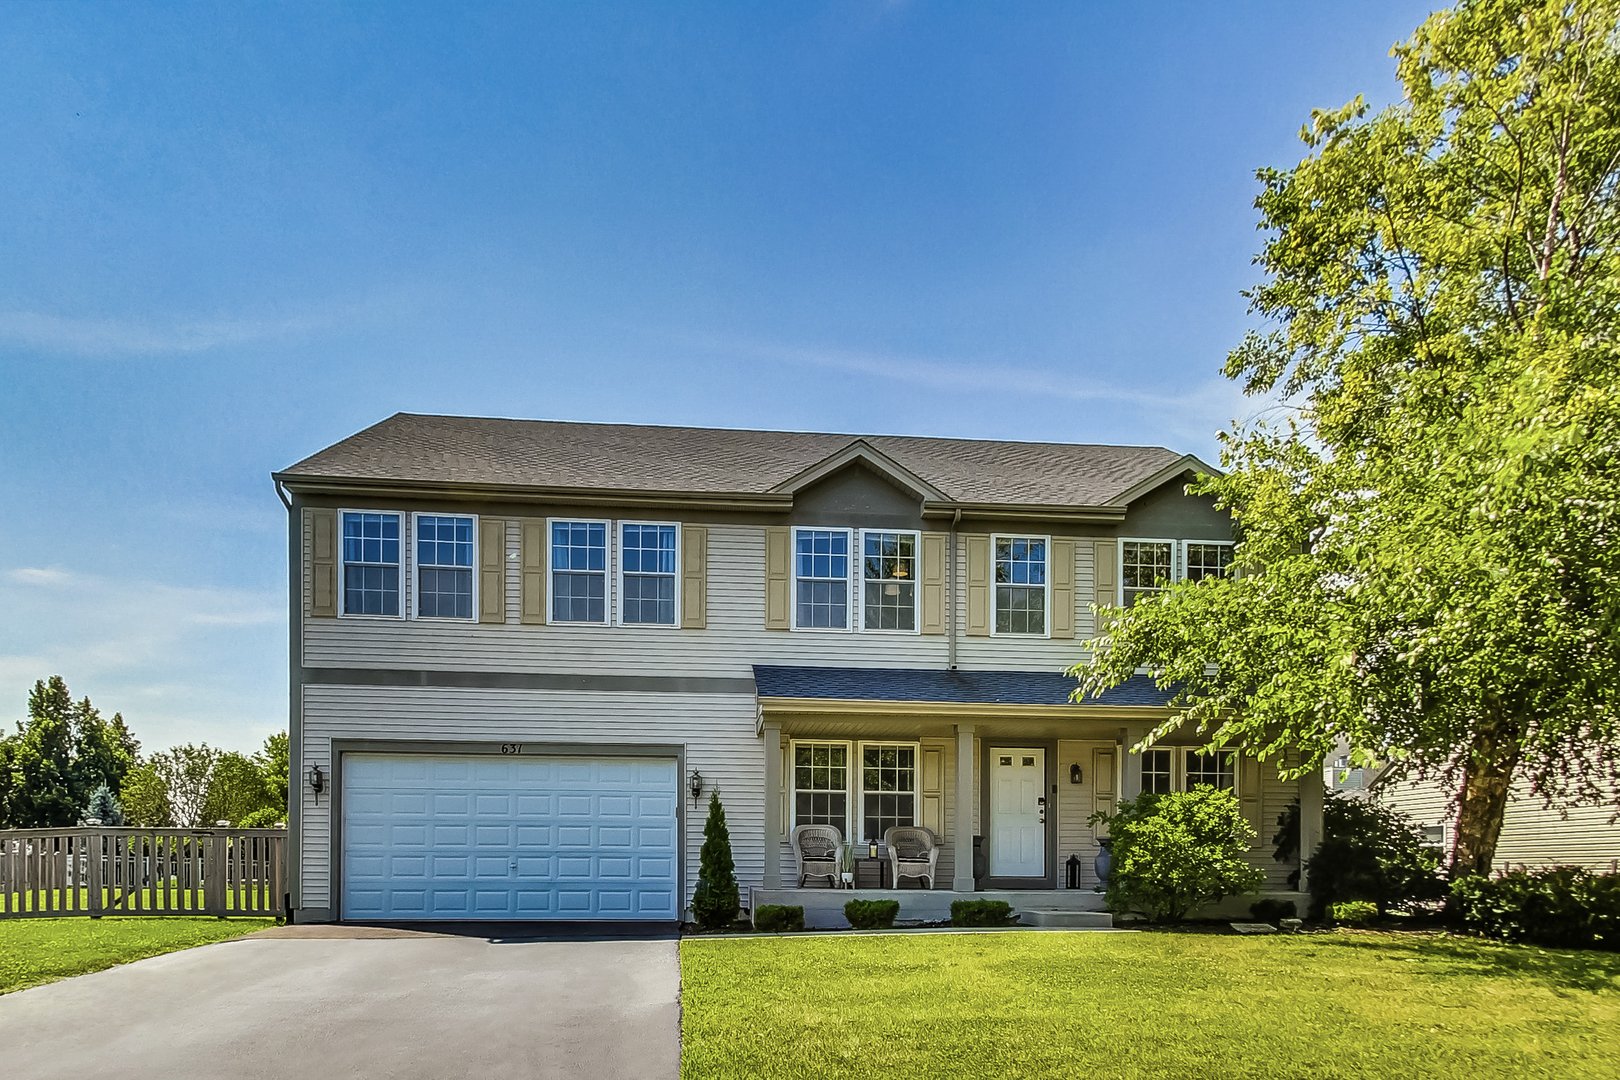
<box><xmin>1121</xmin><ymin>540</ymin><xmax>1174</xmax><ymax>607</ymax></box>
<box><xmin>415</xmin><ymin>514</ymin><xmax>474</xmax><ymax>619</ymax></box>
<box><xmin>793</xmin><ymin>741</ymin><xmax>849</xmax><ymax>838</ymax></box>
<box><xmin>342</xmin><ymin>511</ymin><xmax>401</xmax><ymax>616</ymax></box>
<box><xmin>551</xmin><ymin>520</ymin><xmax>608</xmax><ymax>623</ymax></box>
<box><xmin>861</xmin><ymin>531</ymin><xmax>918</xmax><ymax>631</ymax></box>
<box><xmin>993</xmin><ymin>535</ymin><xmax>1047</xmax><ymax>635</ymax></box>
<box><xmin>1141</xmin><ymin>748</ymin><xmax>1173</xmax><ymax>794</ymax></box>
<box><xmin>1420</xmin><ymin>825</ymin><xmax>1447</xmax><ymax>851</ymax></box>
<box><xmin>859</xmin><ymin>743</ymin><xmax>917</xmax><ymax>842</ymax></box>
<box><xmin>621</xmin><ymin>523</ymin><xmax>677</xmax><ymax>625</ymax></box>
<box><xmin>1184</xmin><ymin>542</ymin><xmax>1235</xmax><ymax>582</ymax></box>
<box><xmin>1185</xmin><ymin>749</ymin><xmax>1235</xmax><ymax>791</ymax></box>
<box><xmin>794</xmin><ymin>528</ymin><xmax>852</xmax><ymax>630</ymax></box>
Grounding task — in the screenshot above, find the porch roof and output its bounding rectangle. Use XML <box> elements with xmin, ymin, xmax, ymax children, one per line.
<box><xmin>751</xmin><ymin>666</ymin><xmax>1174</xmax><ymax>707</ymax></box>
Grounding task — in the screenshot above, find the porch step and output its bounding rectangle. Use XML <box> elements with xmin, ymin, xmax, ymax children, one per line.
<box><xmin>1020</xmin><ymin>908</ymin><xmax>1114</xmax><ymax>929</ymax></box>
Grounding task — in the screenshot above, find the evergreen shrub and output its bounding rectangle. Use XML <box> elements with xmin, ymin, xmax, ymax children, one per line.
<box><xmin>1329</xmin><ymin>900</ymin><xmax>1379</xmax><ymax>926</ymax></box>
<box><xmin>950</xmin><ymin>899</ymin><xmax>1015</xmax><ymax>927</ymax></box>
<box><xmin>844</xmin><ymin>899</ymin><xmax>900</xmax><ymax>930</ymax></box>
<box><xmin>753</xmin><ymin>905</ymin><xmax>804</xmax><ymax>933</ymax></box>
<box><xmin>691</xmin><ymin>791</ymin><xmax>739</xmax><ymax>929</ymax></box>
<box><xmin>1451</xmin><ymin>867</ymin><xmax>1620</xmax><ymax>950</ymax></box>
<box><xmin>1250</xmin><ymin>898</ymin><xmax>1297</xmax><ymax>923</ymax></box>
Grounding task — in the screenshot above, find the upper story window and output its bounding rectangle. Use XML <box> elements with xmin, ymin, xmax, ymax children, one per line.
<box><xmin>1121</xmin><ymin>539</ymin><xmax>1234</xmax><ymax>605</ymax></box>
<box><xmin>795</xmin><ymin>528</ymin><xmax>851</xmax><ymax>630</ymax></box>
<box><xmin>1122</xmin><ymin>540</ymin><xmax>1174</xmax><ymax>606</ymax></box>
<box><xmin>993</xmin><ymin>535</ymin><xmax>1047</xmax><ymax>635</ymax></box>
<box><xmin>342</xmin><ymin>511</ymin><xmax>400</xmax><ymax>617</ymax></box>
<box><xmin>415</xmin><ymin>515</ymin><xmax>474</xmax><ymax>619</ymax></box>
<box><xmin>621</xmin><ymin>523</ymin><xmax>677</xmax><ymax>626</ymax></box>
<box><xmin>551</xmin><ymin>520</ymin><xmax>608</xmax><ymax>624</ymax></box>
<box><xmin>1184</xmin><ymin>542</ymin><xmax>1235</xmax><ymax>582</ymax></box>
<box><xmin>862</xmin><ymin>531</ymin><xmax>917</xmax><ymax>632</ymax></box>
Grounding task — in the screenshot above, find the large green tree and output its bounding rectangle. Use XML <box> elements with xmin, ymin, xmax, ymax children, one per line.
<box><xmin>1</xmin><ymin>676</ymin><xmax>138</xmax><ymax>827</ymax></box>
<box><xmin>1077</xmin><ymin>0</ymin><xmax>1620</xmax><ymax>875</ymax></box>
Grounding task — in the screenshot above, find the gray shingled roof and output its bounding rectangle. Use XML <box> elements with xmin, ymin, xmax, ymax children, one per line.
<box><xmin>752</xmin><ymin>666</ymin><xmax>1175</xmax><ymax>707</ymax></box>
<box><xmin>277</xmin><ymin>413</ymin><xmax>1187</xmax><ymax>507</ymax></box>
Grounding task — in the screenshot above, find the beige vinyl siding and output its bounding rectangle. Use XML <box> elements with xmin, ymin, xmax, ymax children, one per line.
<box><xmin>1258</xmin><ymin>751</ymin><xmax>1299</xmax><ymax>890</ymax></box>
<box><xmin>1056</xmin><ymin>739</ymin><xmax>1116</xmax><ymax>889</ymax></box>
<box><xmin>1380</xmin><ymin>775</ymin><xmax>1620</xmax><ymax>872</ymax></box>
<box><xmin>304</xmin><ymin>524</ymin><xmax>1098</xmax><ymax>676</ymax></box>
<box><xmin>298</xmin><ymin>684</ymin><xmax>761</xmax><ymax>909</ymax></box>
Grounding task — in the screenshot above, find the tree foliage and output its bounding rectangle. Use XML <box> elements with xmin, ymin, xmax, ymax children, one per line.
<box><xmin>1090</xmin><ymin>788</ymin><xmax>1266</xmax><ymax>922</ymax></box>
<box><xmin>1274</xmin><ymin>792</ymin><xmax>1447</xmax><ymax>915</ymax></box>
<box><xmin>1077</xmin><ymin>0</ymin><xmax>1620</xmax><ymax>875</ymax></box>
<box><xmin>691</xmin><ymin>791</ymin><xmax>739</xmax><ymax>929</ymax></box>
<box><xmin>82</xmin><ymin>783</ymin><xmax>125</xmax><ymax>827</ymax></box>
<box><xmin>120</xmin><ymin>762</ymin><xmax>174</xmax><ymax>827</ymax></box>
<box><xmin>0</xmin><ymin>676</ymin><xmax>139</xmax><ymax>827</ymax></box>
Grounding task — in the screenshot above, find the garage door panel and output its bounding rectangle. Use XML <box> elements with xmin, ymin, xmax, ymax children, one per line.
<box><xmin>344</xmin><ymin>752</ymin><xmax>680</xmax><ymax>921</ymax></box>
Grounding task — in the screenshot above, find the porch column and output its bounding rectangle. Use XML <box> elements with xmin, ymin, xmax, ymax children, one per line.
<box><xmin>762</xmin><ymin>719</ymin><xmax>782</xmax><ymax>889</ymax></box>
<box><xmin>953</xmin><ymin>723</ymin><xmax>976</xmax><ymax>892</ymax></box>
<box><xmin>1297</xmin><ymin>761</ymin><xmax>1325</xmax><ymax>895</ymax></box>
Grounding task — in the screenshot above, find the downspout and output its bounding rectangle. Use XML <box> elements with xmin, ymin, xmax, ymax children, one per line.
<box><xmin>947</xmin><ymin>508</ymin><xmax>961</xmax><ymax>671</ymax></box>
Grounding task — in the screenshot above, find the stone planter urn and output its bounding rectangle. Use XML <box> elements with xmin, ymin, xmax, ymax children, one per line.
<box><xmin>1094</xmin><ymin>837</ymin><xmax>1114</xmax><ymax>890</ymax></box>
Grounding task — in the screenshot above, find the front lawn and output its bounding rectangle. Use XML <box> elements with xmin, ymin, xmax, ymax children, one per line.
<box><xmin>681</xmin><ymin>930</ymin><xmax>1620</xmax><ymax>1079</ymax></box>
<box><xmin>0</xmin><ymin>917</ymin><xmax>273</xmax><ymax>994</ymax></box>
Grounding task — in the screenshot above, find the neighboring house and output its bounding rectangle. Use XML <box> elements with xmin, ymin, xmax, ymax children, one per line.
<box><xmin>1374</xmin><ymin>771</ymin><xmax>1620</xmax><ymax>873</ymax></box>
<box><xmin>273</xmin><ymin>413</ymin><xmax>1319</xmax><ymax>926</ymax></box>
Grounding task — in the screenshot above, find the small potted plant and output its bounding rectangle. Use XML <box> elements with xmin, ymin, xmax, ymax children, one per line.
<box><xmin>838</xmin><ymin>842</ymin><xmax>856</xmax><ymax>888</ymax></box>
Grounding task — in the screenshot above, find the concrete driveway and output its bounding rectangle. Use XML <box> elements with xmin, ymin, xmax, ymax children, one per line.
<box><xmin>0</xmin><ymin>925</ymin><xmax>680</xmax><ymax>1080</ymax></box>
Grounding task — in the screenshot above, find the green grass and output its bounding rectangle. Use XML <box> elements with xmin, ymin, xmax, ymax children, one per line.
<box><xmin>0</xmin><ymin>916</ymin><xmax>273</xmax><ymax>994</ymax></box>
<box><xmin>681</xmin><ymin>931</ymin><xmax>1620</xmax><ymax>1079</ymax></box>
<box><xmin>3</xmin><ymin>887</ymin><xmax>276</xmax><ymax>916</ymax></box>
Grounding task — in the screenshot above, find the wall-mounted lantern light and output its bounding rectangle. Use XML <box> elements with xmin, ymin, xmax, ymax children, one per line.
<box><xmin>688</xmin><ymin>769</ymin><xmax>704</xmax><ymax>801</ymax></box>
<box><xmin>1069</xmin><ymin>763</ymin><xmax>1083</xmax><ymax>785</ymax></box>
<box><xmin>308</xmin><ymin>764</ymin><xmax>326</xmax><ymax>797</ymax></box>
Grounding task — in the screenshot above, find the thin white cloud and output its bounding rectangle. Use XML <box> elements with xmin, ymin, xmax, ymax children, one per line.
<box><xmin>0</xmin><ymin>307</ymin><xmax>337</xmax><ymax>357</ymax></box>
<box><xmin>0</xmin><ymin>566</ymin><xmax>284</xmax><ymax>752</ymax></box>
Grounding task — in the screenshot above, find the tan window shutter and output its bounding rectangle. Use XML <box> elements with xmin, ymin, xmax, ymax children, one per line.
<box><xmin>478</xmin><ymin>519</ymin><xmax>507</xmax><ymax>623</ymax></box>
<box><xmin>919</xmin><ymin>531</ymin><xmax>947</xmax><ymax>635</ymax></box>
<box><xmin>1093</xmin><ymin>538</ymin><xmax>1118</xmax><ymax>630</ymax></box>
<box><xmin>1239</xmin><ymin>754</ymin><xmax>1262</xmax><ymax>840</ymax></box>
<box><xmin>519</xmin><ymin>518</ymin><xmax>546</xmax><ymax>624</ymax></box>
<box><xmin>309</xmin><ymin>508</ymin><xmax>338</xmax><ymax>618</ymax></box>
<box><xmin>681</xmin><ymin>524</ymin><xmax>708</xmax><ymax>629</ymax></box>
<box><xmin>764</xmin><ymin>526</ymin><xmax>791</xmax><ymax>630</ymax></box>
<box><xmin>1050</xmin><ymin>538</ymin><xmax>1076</xmax><ymax>639</ymax></box>
<box><xmin>921</xmin><ymin>745</ymin><xmax>945</xmax><ymax>836</ymax></box>
<box><xmin>1092</xmin><ymin>748</ymin><xmax>1117</xmax><ymax>827</ymax></box>
<box><xmin>964</xmin><ymin>534</ymin><xmax>991</xmax><ymax>637</ymax></box>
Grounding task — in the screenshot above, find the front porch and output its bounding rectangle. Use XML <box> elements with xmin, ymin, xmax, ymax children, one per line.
<box><xmin>750</xmin><ymin>886</ymin><xmax>1114</xmax><ymax>929</ymax></box>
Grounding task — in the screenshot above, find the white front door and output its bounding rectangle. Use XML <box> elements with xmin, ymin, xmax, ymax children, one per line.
<box><xmin>989</xmin><ymin>747</ymin><xmax>1046</xmax><ymax>878</ymax></box>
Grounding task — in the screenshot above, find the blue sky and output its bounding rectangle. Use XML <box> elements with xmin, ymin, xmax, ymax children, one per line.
<box><xmin>0</xmin><ymin>1</ymin><xmax>1433</xmax><ymax>753</ymax></box>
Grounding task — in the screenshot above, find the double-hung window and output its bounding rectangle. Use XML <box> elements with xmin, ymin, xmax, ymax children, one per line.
<box><xmin>860</xmin><ymin>743</ymin><xmax>917</xmax><ymax>842</ymax></box>
<box><xmin>1121</xmin><ymin>539</ymin><xmax>1236</xmax><ymax>605</ymax></box>
<box><xmin>1185</xmin><ymin>749</ymin><xmax>1235</xmax><ymax>791</ymax></box>
<box><xmin>1184</xmin><ymin>542</ymin><xmax>1235</xmax><ymax>582</ymax></box>
<box><xmin>862</xmin><ymin>531</ymin><xmax>917</xmax><ymax>632</ymax></box>
<box><xmin>551</xmin><ymin>520</ymin><xmax>608</xmax><ymax>623</ymax></box>
<box><xmin>621</xmin><ymin>523</ymin><xmax>677</xmax><ymax>626</ymax></box>
<box><xmin>993</xmin><ymin>535</ymin><xmax>1048</xmax><ymax>635</ymax></box>
<box><xmin>1121</xmin><ymin>540</ymin><xmax>1175</xmax><ymax>606</ymax></box>
<box><xmin>342</xmin><ymin>511</ymin><xmax>401</xmax><ymax>616</ymax></box>
<box><xmin>793</xmin><ymin>742</ymin><xmax>849</xmax><ymax>838</ymax></box>
<box><xmin>1141</xmin><ymin>748</ymin><xmax>1174</xmax><ymax>794</ymax></box>
<box><xmin>415</xmin><ymin>515</ymin><xmax>474</xmax><ymax>619</ymax></box>
<box><xmin>794</xmin><ymin>529</ymin><xmax>851</xmax><ymax>630</ymax></box>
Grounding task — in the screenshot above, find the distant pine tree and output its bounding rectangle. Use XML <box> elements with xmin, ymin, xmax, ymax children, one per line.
<box><xmin>82</xmin><ymin>782</ymin><xmax>125</xmax><ymax>826</ymax></box>
<box><xmin>691</xmin><ymin>790</ymin><xmax>739</xmax><ymax>929</ymax></box>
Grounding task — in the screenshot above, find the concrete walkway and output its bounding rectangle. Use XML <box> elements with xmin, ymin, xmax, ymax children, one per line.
<box><xmin>0</xmin><ymin>927</ymin><xmax>680</xmax><ymax>1080</ymax></box>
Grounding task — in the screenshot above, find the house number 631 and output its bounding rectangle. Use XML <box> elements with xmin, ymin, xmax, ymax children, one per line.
<box><xmin>500</xmin><ymin>743</ymin><xmax>522</xmax><ymax>755</ymax></box>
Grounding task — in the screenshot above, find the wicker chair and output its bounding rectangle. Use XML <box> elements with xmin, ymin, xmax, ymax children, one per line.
<box><xmin>884</xmin><ymin>826</ymin><xmax>941</xmax><ymax>889</ymax></box>
<box><xmin>792</xmin><ymin>824</ymin><xmax>843</xmax><ymax>888</ymax></box>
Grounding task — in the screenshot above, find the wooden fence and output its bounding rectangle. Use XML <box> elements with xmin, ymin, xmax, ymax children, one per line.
<box><xmin>0</xmin><ymin>827</ymin><xmax>287</xmax><ymax>919</ymax></box>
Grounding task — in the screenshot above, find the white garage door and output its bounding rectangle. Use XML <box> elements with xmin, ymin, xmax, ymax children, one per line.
<box><xmin>342</xmin><ymin>753</ymin><xmax>680</xmax><ymax>921</ymax></box>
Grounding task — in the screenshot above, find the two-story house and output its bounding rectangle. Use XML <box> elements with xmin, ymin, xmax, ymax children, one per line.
<box><xmin>274</xmin><ymin>414</ymin><xmax>1318</xmax><ymax>927</ymax></box>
